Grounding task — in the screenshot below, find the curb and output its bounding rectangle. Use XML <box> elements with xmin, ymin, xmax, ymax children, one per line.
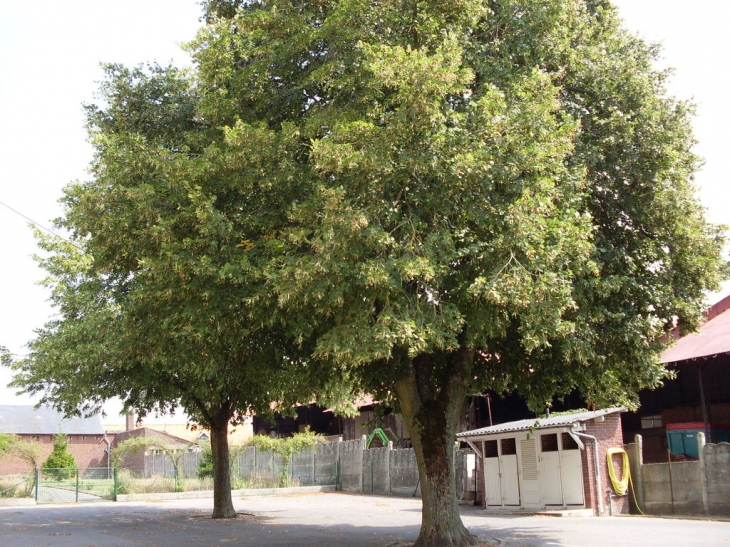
<box><xmin>0</xmin><ymin>498</ymin><xmax>37</xmax><ymax>507</ymax></box>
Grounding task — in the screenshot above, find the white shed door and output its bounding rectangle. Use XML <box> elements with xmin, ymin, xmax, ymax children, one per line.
<box><xmin>484</xmin><ymin>457</ymin><xmax>502</xmax><ymax>506</ymax></box>
<box><xmin>540</xmin><ymin>451</ymin><xmax>563</xmax><ymax>506</ymax></box>
<box><xmin>500</xmin><ymin>455</ymin><xmax>520</xmax><ymax>505</ymax></box>
<box><xmin>560</xmin><ymin>447</ymin><xmax>584</xmax><ymax>505</ymax></box>
<box><xmin>519</xmin><ymin>439</ymin><xmax>541</xmax><ymax>507</ymax></box>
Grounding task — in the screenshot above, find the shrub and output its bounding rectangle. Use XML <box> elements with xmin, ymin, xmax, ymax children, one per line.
<box><xmin>197</xmin><ymin>442</ymin><xmax>213</xmax><ymax>479</ymax></box>
<box><xmin>246</xmin><ymin>428</ymin><xmax>322</xmax><ymax>486</ymax></box>
<box><xmin>0</xmin><ymin>474</ymin><xmax>34</xmax><ymax>498</ymax></box>
<box><xmin>42</xmin><ymin>435</ymin><xmax>77</xmax><ymax>480</ymax></box>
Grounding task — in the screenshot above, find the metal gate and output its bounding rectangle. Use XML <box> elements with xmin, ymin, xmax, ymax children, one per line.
<box><xmin>35</xmin><ymin>468</ymin><xmax>117</xmax><ymax>504</ymax></box>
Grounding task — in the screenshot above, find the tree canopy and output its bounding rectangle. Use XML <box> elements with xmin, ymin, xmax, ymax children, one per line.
<box><xmin>9</xmin><ymin>66</ymin><xmax>353</xmax><ymax>518</ymax></box>
<box><xmin>7</xmin><ymin>1</ymin><xmax>726</xmax><ymax>545</ymax></box>
<box><xmin>189</xmin><ymin>1</ymin><xmax>724</xmax><ymax>544</ymax></box>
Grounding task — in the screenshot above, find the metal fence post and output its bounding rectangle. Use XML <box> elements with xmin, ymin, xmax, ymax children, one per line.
<box><xmin>113</xmin><ymin>468</ymin><xmax>118</xmax><ymax>501</ymax></box>
<box><xmin>76</xmin><ymin>468</ymin><xmax>80</xmax><ymax>503</ymax></box>
<box><xmin>35</xmin><ymin>468</ymin><xmax>39</xmax><ymax>501</ymax></box>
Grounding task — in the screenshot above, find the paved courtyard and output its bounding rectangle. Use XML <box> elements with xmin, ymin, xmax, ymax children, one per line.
<box><xmin>1</xmin><ymin>492</ymin><xmax>729</xmax><ymax>547</ymax></box>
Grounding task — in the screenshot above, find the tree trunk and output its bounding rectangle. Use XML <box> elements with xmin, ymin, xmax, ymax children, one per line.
<box><xmin>395</xmin><ymin>350</ymin><xmax>478</xmax><ymax>547</ymax></box>
<box><xmin>210</xmin><ymin>418</ymin><xmax>237</xmax><ymax>519</ymax></box>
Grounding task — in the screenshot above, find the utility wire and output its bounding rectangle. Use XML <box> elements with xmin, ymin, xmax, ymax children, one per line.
<box><xmin>0</xmin><ymin>198</ymin><xmax>80</xmax><ymax>249</ymax></box>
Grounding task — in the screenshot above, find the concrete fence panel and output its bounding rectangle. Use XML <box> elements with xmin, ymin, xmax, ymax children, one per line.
<box><xmin>705</xmin><ymin>442</ymin><xmax>730</xmax><ymax>515</ymax></box>
<box><xmin>314</xmin><ymin>442</ymin><xmax>339</xmax><ymax>485</ymax></box>
<box><xmin>642</xmin><ymin>463</ymin><xmax>673</xmax><ymax>514</ymax></box>
<box><xmin>146</xmin><ymin>453</ymin><xmax>169</xmax><ymax>478</ymax></box>
<box><xmin>630</xmin><ymin>434</ymin><xmax>730</xmax><ymax>517</ymax></box>
<box><xmin>290</xmin><ymin>448</ymin><xmax>315</xmax><ymax>486</ymax></box>
<box><xmin>668</xmin><ymin>461</ymin><xmax>703</xmax><ymax>514</ymax></box>
<box><xmin>641</xmin><ymin>461</ymin><xmax>702</xmax><ymax>515</ymax></box>
<box><xmin>256</xmin><ymin>448</ymin><xmax>285</xmax><ymax>484</ymax></box>
<box><xmin>180</xmin><ymin>452</ymin><xmax>199</xmax><ymax>478</ymax></box>
<box><xmin>390</xmin><ymin>448</ymin><xmax>419</xmax><ymax>497</ymax></box>
<box><xmin>339</xmin><ymin>438</ymin><xmax>365</xmax><ymax>492</ymax></box>
<box><xmin>362</xmin><ymin>446</ymin><xmax>390</xmax><ymax>495</ymax></box>
<box><xmin>237</xmin><ymin>446</ymin><xmax>257</xmax><ymax>480</ymax></box>
<box><xmin>144</xmin><ymin>452</ymin><xmax>201</xmax><ymax>479</ymax></box>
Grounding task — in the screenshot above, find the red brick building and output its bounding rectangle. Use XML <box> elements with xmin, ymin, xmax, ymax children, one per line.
<box><xmin>0</xmin><ymin>405</ymin><xmax>108</xmax><ymax>475</ymax></box>
<box><xmin>111</xmin><ymin>425</ymin><xmax>193</xmax><ymax>476</ymax></box>
<box><xmin>457</xmin><ymin>408</ymin><xmax>629</xmax><ymax>515</ymax></box>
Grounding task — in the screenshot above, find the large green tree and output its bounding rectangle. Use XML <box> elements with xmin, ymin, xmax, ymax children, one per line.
<box><xmin>8</xmin><ymin>0</ymin><xmax>725</xmax><ymax>544</ymax></box>
<box><xmin>9</xmin><ymin>66</ymin><xmax>351</xmax><ymax>519</ymax></box>
<box><xmin>188</xmin><ymin>1</ymin><xmax>723</xmax><ymax>545</ymax></box>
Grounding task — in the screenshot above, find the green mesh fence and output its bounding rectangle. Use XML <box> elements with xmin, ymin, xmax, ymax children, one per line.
<box><xmin>35</xmin><ymin>468</ymin><xmax>117</xmax><ymax>503</ymax></box>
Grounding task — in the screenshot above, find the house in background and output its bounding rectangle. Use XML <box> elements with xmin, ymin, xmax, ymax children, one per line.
<box><xmin>110</xmin><ymin>422</ymin><xmax>193</xmax><ymax>476</ymax></box>
<box><xmin>102</xmin><ymin>413</ymin><xmax>255</xmax><ymax>476</ymax></box>
<box><xmin>104</xmin><ymin>413</ymin><xmax>254</xmax><ymax>446</ymax></box>
<box><xmin>0</xmin><ymin>405</ymin><xmax>108</xmax><ymax>474</ymax></box>
<box><xmin>457</xmin><ymin>407</ymin><xmax>629</xmax><ymax>515</ymax></box>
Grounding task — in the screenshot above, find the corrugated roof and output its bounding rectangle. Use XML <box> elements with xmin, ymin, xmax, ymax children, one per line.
<box><xmin>0</xmin><ymin>405</ymin><xmax>104</xmax><ymax>435</ymax></box>
<box><xmin>456</xmin><ymin>407</ymin><xmax>626</xmax><ymax>438</ymax></box>
<box><xmin>661</xmin><ymin>297</ymin><xmax>730</xmax><ymax>364</ymax></box>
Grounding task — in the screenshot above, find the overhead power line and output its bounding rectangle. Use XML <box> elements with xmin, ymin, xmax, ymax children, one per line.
<box><xmin>0</xmin><ymin>198</ymin><xmax>79</xmax><ymax>248</ymax></box>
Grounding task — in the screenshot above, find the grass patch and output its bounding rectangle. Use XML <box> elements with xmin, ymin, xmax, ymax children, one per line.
<box><xmin>0</xmin><ymin>474</ymin><xmax>33</xmax><ymax>498</ymax></box>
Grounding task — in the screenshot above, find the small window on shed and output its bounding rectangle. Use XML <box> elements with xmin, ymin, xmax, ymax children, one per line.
<box><xmin>484</xmin><ymin>440</ymin><xmax>498</xmax><ymax>458</ymax></box>
<box><xmin>641</xmin><ymin>415</ymin><xmax>663</xmax><ymax>429</ymax></box>
<box><xmin>561</xmin><ymin>432</ymin><xmax>579</xmax><ymax>450</ymax></box>
<box><xmin>501</xmin><ymin>437</ymin><xmax>517</xmax><ymax>455</ymax></box>
<box><xmin>541</xmin><ymin>433</ymin><xmax>559</xmax><ymax>452</ymax></box>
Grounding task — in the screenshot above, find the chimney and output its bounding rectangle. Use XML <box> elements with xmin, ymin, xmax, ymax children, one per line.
<box><xmin>125</xmin><ymin>412</ymin><xmax>136</xmax><ymax>432</ymax></box>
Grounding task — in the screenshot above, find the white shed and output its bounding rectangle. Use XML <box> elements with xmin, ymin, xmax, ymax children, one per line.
<box><xmin>456</xmin><ymin>408</ymin><xmax>627</xmax><ymax>514</ymax></box>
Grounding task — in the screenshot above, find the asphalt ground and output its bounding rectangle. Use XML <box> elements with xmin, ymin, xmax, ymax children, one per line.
<box><xmin>1</xmin><ymin>492</ymin><xmax>729</xmax><ymax>547</ymax></box>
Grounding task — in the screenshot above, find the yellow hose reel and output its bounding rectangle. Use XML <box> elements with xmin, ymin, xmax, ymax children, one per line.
<box><xmin>606</xmin><ymin>447</ymin><xmax>630</xmax><ymax>496</ymax></box>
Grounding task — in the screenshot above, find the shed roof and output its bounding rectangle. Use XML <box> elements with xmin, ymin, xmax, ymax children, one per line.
<box><xmin>0</xmin><ymin>405</ymin><xmax>104</xmax><ymax>435</ymax></box>
<box><xmin>456</xmin><ymin>407</ymin><xmax>626</xmax><ymax>439</ymax></box>
<box><xmin>660</xmin><ymin>295</ymin><xmax>730</xmax><ymax>364</ymax></box>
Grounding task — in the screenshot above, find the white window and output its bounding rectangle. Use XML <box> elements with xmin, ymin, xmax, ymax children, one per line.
<box><xmin>641</xmin><ymin>415</ymin><xmax>663</xmax><ymax>429</ymax></box>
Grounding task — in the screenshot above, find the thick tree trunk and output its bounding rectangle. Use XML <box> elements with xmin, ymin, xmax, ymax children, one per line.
<box><xmin>210</xmin><ymin>418</ymin><xmax>237</xmax><ymax>519</ymax></box>
<box><xmin>395</xmin><ymin>349</ymin><xmax>478</xmax><ymax>547</ymax></box>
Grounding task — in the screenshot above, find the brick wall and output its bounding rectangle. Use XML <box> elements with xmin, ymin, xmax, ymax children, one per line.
<box><xmin>111</xmin><ymin>430</ymin><xmax>146</xmax><ymax>475</ymax></box>
<box><xmin>582</xmin><ymin>414</ymin><xmax>630</xmax><ymax>515</ymax></box>
<box><xmin>0</xmin><ymin>434</ymin><xmax>109</xmax><ymax>475</ymax></box>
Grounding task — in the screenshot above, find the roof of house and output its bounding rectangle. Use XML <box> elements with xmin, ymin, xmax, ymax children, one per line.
<box><xmin>456</xmin><ymin>407</ymin><xmax>626</xmax><ymax>439</ymax></box>
<box><xmin>112</xmin><ymin>427</ymin><xmax>193</xmax><ymax>447</ymax></box>
<box><xmin>661</xmin><ymin>294</ymin><xmax>730</xmax><ymax>364</ymax></box>
<box><xmin>105</xmin><ymin>422</ymin><xmax>252</xmax><ymax>445</ymax></box>
<box><xmin>0</xmin><ymin>405</ymin><xmax>105</xmax><ymax>435</ymax></box>
<box><xmin>143</xmin><ymin>423</ymin><xmax>251</xmax><ymax>444</ymax></box>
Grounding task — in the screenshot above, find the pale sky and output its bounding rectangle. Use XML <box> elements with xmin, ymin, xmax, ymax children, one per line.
<box><xmin>1</xmin><ymin>1</ymin><xmax>729</xmax><ymax>422</ymax></box>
